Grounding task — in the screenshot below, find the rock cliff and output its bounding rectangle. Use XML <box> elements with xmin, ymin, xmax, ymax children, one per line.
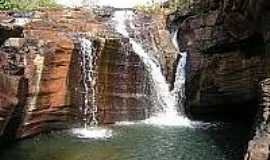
<box><xmin>169</xmin><ymin>0</ymin><xmax>270</xmax><ymax>159</ymax></box>
<box><xmin>0</xmin><ymin>8</ymin><xmax>177</xmax><ymax>139</ymax></box>
<box><xmin>0</xmin><ymin>9</ymin><xmax>104</xmax><ymax>139</ymax></box>
<box><xmin>171</xmin><ymin>0</ymin><xmax>270</xmax><ymax>114</ymax></box>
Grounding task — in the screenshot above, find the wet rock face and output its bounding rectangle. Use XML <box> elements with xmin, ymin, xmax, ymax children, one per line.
<box><xmin>133</xmin><ymin>13</ymin><xmax>178</xmax><ymax>85</ymax></box>
<box><xmin>173</xmin><ymin>0</ymin><xmax>270</xmax><ymax>159</ymax></box>
<box><xmin>0</xmin><ymin>22</ymin><xmax>23</xmax><ymax>45</ymax></box>
<box><xmin>175</xmin><ymin>0</ymin><xmax>270</xmax><ymax>114</ymax></box>
<box><xmin>70</xmin><ymin>36</ymin><xmax>153</xmax><ymax>125</ymax></box>
<box><xmin>96</xmin><ymin>38</ymin><xmax>152</xmax><ymax>124</ymax></box>
<box><xmin>245</xmin><ymin>79</ymin><xmax>270</xmax><ymax>160</ymax></box>
<box><xmin>187</xmin><ymin>50</ymin><xmax>269</xmax><ymax>113</ymax></box>
<box><xmin>0</xmin><ymin>8</ymin><xmax>157</xmax><ymax>138</ymax></box>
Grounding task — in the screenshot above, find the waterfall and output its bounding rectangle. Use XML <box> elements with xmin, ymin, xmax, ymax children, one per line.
<box><xmin>112</xmin><ymin>10</ymin><xmax>191</xmax><ymax>126</ymax></box>
<box><xmin>28</xmin><ymin>54</ymin><xmax>45</xmax><ymax>112</ymax></box>
<box><xmin>78</xmin><ymin>37</ymin><xmax>98</xmax><ymax>127</ymax></box>
<box><xmin>172</xmin><ymin>31</ymin><xmax>187</xmax><ymax>113</ymax></box>
<box><xmin>71</xmin><ymin>37</ymin><xmax>113</xmax><ymax>139</ymax></box>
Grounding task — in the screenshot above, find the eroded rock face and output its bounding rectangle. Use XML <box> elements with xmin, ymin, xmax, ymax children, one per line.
<box><xmin>0</xmin><ymin>9</ymin><xmax>104</xmax><ymax>138</ymax></box>
<box><xmin>175</xmin><ymin>0</ymin><xmax>270</xmax><ymax>114</ymax></box>
<box><xmin>245</xmin><ymin>79</ymin><xmax>270</xmax><ymax>160</ymax></box>
<box><xmin>0</xmin><ymin>74</ymin><xmax>25</xmax><ymax>137</ymax></box>
<box><xmin>133</xmin><ymin>13</ymin><xmax>178</xmax><ymax>85</ymax></box>
<box><xmin>172</xmin><ymin>0</ymin><xmax>270</xmax><ymax>159</ymax></box>
<box><xmin>0</xmin><ymin>8</ymin><xmax>160</xmax><ymax>138</ymax></box>
<box><xmin>0</xmin><ymin>12</ymin><xmax>23</xmax><ymax>45</ymax></box>
<box><xmin>70</xmin><ymin>36</ymin><xmax>153</xmax><ymax>125</ymax></box>
<box><xmin>96</xmin><ymin>38</ymin><xmax>152</xmax><ymax>124</ymax></box>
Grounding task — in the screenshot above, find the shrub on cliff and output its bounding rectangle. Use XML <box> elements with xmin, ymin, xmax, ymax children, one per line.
<box><xmin>135</xmin><ymin>2</ymin><xmax>165</xmax><ymax>14</ymax></box>
<box><xmin>168</xmin><ymin>0</ymin><xmax>191</xmax><ymax>11</ymax></box>
<box><xmin>0</xmin><ymin>0</ymin><xmax>58</xmax><ymax>11</ymax></box>
<box><xmin>135</xmin><ymin>0</ymin><xmax>191</xmax><ymax>14</ymax></box>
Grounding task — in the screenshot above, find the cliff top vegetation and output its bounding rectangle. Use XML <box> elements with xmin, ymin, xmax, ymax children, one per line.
<box><xmin>0</xmin><ymin>0</ymin><xmax>57</xmax><ymax>11</ymax></box>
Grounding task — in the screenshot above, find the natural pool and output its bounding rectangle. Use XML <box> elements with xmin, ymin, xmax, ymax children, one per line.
<box><xmin>0</xmin><ymin>121</ymin><xmax>250</xmax><ymax>160</ymax></box>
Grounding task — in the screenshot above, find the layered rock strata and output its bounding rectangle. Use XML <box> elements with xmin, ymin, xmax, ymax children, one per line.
<box><xmin>170</xmin><ymin>0</ymin><xmax>270</xmax><ymax>159</ymax></box>
<box><xmin>0</xmin><ymin>9</ymin><xmax>158</xmax><ymax>139</ymax></box>
<box><xmin>172</xmin><ymin>0</ymin><xmax>270</xmax><ymax>114</ymax></box>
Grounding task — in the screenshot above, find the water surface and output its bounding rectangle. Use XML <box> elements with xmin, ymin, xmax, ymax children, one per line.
<box><xmin>0</xmin><ymin>122</ymin><xmax>249</xmax><ymax>160</ymax></box>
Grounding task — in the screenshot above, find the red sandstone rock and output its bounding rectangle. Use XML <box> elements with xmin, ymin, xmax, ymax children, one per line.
<box><xmin>0</xmin><ymin>8</ymin><xmax>159</xmax><ymax>138</ymax></box>
<box><xmin>0</xmin><ymin>9</ymin><xmax>106</xmax><ymax>138</ymax></box>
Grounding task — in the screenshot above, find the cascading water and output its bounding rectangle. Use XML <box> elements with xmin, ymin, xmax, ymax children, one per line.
<box><xmin>78</xmin><ymin>37</ymin><xmax>98</xmax><ymax>127</ymax></box>
<box><xmin>71</xmin><ymin>37</ymin><xmax>112</xmax><ymax>139</ymax></box>
<box><xmin>28</xmin><ymin>54</ymin><xmax>45</xmax><ymax>112</ymax></box>
<box><xmin>57</xmin><ymin>0</ymin><xmax>191</xmax><ymax>126</ymax></box>
<box><xmin>172</xmin><ymin>31</ymin><xmax>187</xmax><ymax>113</ymax></box>
<box><xmin>112</xmin><ymin>10</ymin><xmax>191</xmax><ymax>126</ymax></box>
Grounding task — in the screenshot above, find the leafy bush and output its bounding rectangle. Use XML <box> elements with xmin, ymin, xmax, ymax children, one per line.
<box><xmin>135</xmin><ymin>0</ymin><xmax>191</xmax><ymax>14</ymax></box>
<box><xmin>169</xmin><ymin>0</ymin><xmax>190</xmax><ymax>11</ymax></box>
<box><xmin>0</xmin><ymin>0</ymin><xmax>58</xmax><ymax>11</ymax></box>
<box><xmin>135</xmin><ymin>2</ymin><xmax>165</xmax><ymax>14</ymax></box>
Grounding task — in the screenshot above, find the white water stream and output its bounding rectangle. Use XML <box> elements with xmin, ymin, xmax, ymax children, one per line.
<box><xmin>69</xmin><ymin>0</ymin><xmax>192</xmax><ymax>139</ymax></box>
<box><xmin>112</xmin><ymin>11</ymin><xmax>191</xmax><ymax>127</ymax></box>
<box><xmin>79</xmin><ymin>37</ymin><xmax>98</xmax><ymax>127</ymax></box>
<box><xmin>71</xmin><ymin>37</ymin><xmax>112</xmax><ymax>139</ymax></box>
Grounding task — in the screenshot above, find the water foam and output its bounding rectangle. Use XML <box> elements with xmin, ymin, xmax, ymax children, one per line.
<box><xmin>71</xmin><ymin>127</ymin><xmax>113</xmax><ymax>139</ymax></box>
<box><xmin>143</xmin><ymin>114</ymin><xmax>192</xmax><ymax>127</ymax></box>
<box><xmin>14</xmin><ymin>18</ymin><xmax>31</xmax><ymax>26</ymax></box>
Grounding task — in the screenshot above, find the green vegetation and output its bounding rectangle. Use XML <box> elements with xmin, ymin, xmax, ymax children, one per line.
<box><xmin>135</xmin><ymin>0</ymin><xmax>191</xmax><ymax>14</ymax></box>
<box><xmin>0</xmin><ymin>0</ymin><xmax>58</xmax><ymax>11</ymax></box>
<box><xmin>135</xmin><ymin>2</ymin><xmax>165</xmax><ymax>14</ymax></box>
<box><xmin>168</xmin><ymin>0</ymin><xmax>190</xmax><ymax>11</ymax></box>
